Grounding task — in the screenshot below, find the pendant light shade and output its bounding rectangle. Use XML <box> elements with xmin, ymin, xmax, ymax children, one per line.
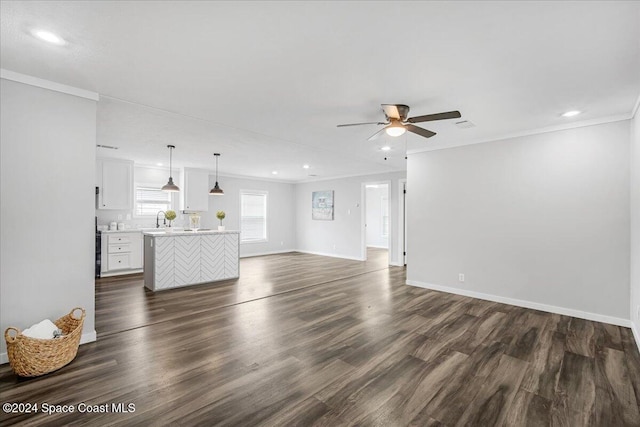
<box><xmin>209</xmin><ymin>153</ymin><xmax>224</xmax><ymax>195</ymax></box>
<box><xmin>161</xmin><ymin>145</ymin><xmax>180</xmax><ymax>192</ymax></box>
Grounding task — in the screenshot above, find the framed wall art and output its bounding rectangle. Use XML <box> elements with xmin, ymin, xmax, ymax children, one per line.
<box><xmin>312</xmin><ymin>190</ymin><xmax>334</xmax><ymax>220</ymax></box>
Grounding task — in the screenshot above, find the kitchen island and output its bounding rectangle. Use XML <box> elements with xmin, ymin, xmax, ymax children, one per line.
<box><xmin>143</xmin><ymin>230</ymin><xmax>240</xmax><ymax>291</ymax></box>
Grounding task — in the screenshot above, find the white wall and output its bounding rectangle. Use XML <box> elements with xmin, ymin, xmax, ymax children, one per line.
<box><xmin>631</xmin><ymin>107</ymin><xmax>640</xmax><ymax>341</ymax></box>
<box><xmin>201</xmin><ymin>175</ymin><xmax>296</xmax><ymax>257</ymax></box>
<box><xmin>366</xmin><ymin>185</ymin><xmax>389</xmax><ymax>248</ymax></box>
<box><xmin>407</xmin><ymin>120</ymin><xmax>631</xmax><ymax>324</ymax></box>
<box><xmin>295</xmin><ymin>171</ymin><xmax>406</xmax><ymax>263</ymax></box>
<box><xmin>1</xmin><ymin>78</ymin><xmax>97</xmax><ymax>362</ymax></box>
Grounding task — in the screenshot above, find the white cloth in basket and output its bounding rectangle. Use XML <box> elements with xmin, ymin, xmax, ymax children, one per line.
<box><xmin>22</xmin><ymin>319</ymin><xmax>60</xmax><ymax>339</ymax></box>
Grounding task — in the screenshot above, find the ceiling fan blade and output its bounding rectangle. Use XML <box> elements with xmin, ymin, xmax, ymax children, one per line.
<box><xmin>367</xmin><ymin>127</ymin><xmax>388</xmax><ymax>141</ymax></box>
<box><xmin>337</xmin><ymin>122</ymin><xmax>386</xmax><ymax>128</ymax></box>
<box><xmin>381</xmin><ymin>104</ymin><xmax>402</xmax><ymax>120</ymax></box>
<box><xmin>406</xmin><ymin>110</ymin><xmax>461</xmax><ymax>123</ymax></box>
<box><xmin>406</xmin><ymin>124</ymin><xmax>436</xmax><ymax>139</ymax></box>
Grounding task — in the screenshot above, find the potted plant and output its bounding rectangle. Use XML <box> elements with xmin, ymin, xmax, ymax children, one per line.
<box><xmin>189</xmin><ymin>212</ymin><xmax>201</xmax><ymax>230</ymax></box>
<box><xmin>165</xmin><ymin>210</ymin><xmax>177</xmax><ymax>232</ymax></box>
<box><xmin>216</xmin><ymin>210</ymin><xmax>226</xmax><ymax>231</ymax></box>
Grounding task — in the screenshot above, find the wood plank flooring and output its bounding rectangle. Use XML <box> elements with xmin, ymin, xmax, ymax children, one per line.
<box><xmin>1</xmin><ymin>249</ymin><xmax>639</xmax><ymax>426</ymax></box>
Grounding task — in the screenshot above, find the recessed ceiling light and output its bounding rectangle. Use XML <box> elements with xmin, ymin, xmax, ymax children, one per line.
<box><xmin>272</xmin><ymin>171</ymin><xmax>278</xmax><ymax>175</ymax></box>
<box><xmin>381</xmin><ymin>146</ymin><xmax>391</xmax><ymax>151</ymax></box>
<box><xmin>302</xmin><ymin>164</ymin><xmax>310</xmax><ymax>169</ymax></box>
<box><xmin>156</xmin><ymin>163</ymin><xmax>163</xmax><ymax>167</ymax></box>
<box><xmin>561</xmin><ymin>110</ymin><xmax>581</xmax><ymax>118</ymax></box>
<box><xmin>31</xmin><ymin>29</ymin><xmax>66</xmax><ymax>45</ymax></box>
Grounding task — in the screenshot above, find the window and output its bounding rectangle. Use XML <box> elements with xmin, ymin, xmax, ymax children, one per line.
<box><xmin>240</xmin><ymin>190</ymin><xmax>267</xmax><ymax>242</ymax></box>
<box><xmin>135</xmin><ymin>185</ymin><xmax>171</xmax><ymax>216</ymax></box>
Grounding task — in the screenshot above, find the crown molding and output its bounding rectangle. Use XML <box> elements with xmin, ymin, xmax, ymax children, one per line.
<box><xmin>295</xmin><ymin>169</ymin><xmax>406</xmax><ymax>184</ymax></box>
<box><xmin>409</xmin><ymin>113</ymin><xmax>632</xmax><ymax>155</ymax></box>
<box><xmin>1</xmin><ymin>69</ymin><xmax>99</xmax><ymax>101</ymax></box>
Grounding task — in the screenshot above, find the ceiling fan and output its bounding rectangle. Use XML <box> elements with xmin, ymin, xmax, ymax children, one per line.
<box><xmin>337</xmin><ymin>104</ymin><xmax>461</xmax><ymax>140</ymax></box>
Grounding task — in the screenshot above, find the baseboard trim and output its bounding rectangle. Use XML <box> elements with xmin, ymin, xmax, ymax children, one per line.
<box><xmin>295</xmin><ymin>250</ymin><xmax>365</xmax><ymax>262</ymax></box>
<box><xmin>99</xmin><ymin>269</ymin><xmax>143</xmax><ymax>278</ymax></box>
<box><xmin>389</xmin><ymin>262</ymin><xmax>405</xmax><ymax>267</ymax></box>
<box><xmin>240</xmin><ymin>250</ymin><xmax>295</xmax><ymax>258</ymax></box>
<box><xmin>80</xmin><ymin>330</ymin><xmax>97</xmax><ymax>345</ymax></box>
<box><xmin>0</xmin><ymin>330</ymin><xmax>97</xmax><ymax>366</ymax></box>
<box><xmin>366</xmin><ymin>245</ymin><xmax>389</xmax><ymax>249</ymax></box>
<box><xmin>406</xmin><ymin>280</ymin><xmax>631</xmax><ymax>328</ymax></box>
<box><xmin>632</xmin><ymin>321</ymin><xmax>640</xmax><ymax>355</ymax></box>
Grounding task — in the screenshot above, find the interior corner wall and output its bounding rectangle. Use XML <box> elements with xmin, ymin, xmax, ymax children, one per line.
<box><xmin>407</xmin><ymin>120</ymin><xmax>631</xmax><ymax>324</ymax></box>
<box><xmin>631</xmin><ymin>108</ymin><xmax>640</xmax><ymax>341</ymax></box>
<box><xmin>295</xmin><ymin>171</ymin><xmax>406</xmax><ymax>263</ymax></box>
<box><xmin>1</xmin><ymin>78</ymin><xmax>97</xmax><ymax>362</ymax></box>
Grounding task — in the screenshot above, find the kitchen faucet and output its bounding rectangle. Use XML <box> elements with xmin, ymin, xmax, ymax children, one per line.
<box><xmin>156</xmin><ymin>211</ymin><xmax>166</xmax><ymax>228</ymax></box>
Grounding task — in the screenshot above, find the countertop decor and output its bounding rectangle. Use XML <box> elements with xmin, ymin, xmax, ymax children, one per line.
<box><xmin>216</xmin><ymin>210</ymin><xmax>226</xmax><ymax>231</ymax></box>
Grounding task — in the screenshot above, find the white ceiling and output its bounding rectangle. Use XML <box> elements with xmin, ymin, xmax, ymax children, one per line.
<box><xmin>2</xmin><ymin>1</ymin><xmax>639</xmax><ymax>182</ymax></box>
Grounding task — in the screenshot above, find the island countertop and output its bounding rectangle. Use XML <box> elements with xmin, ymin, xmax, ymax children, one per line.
<box><xmin>143</xmin><ymin>229</ymin><xmax>239</xmax><ymax>237</ymax></box>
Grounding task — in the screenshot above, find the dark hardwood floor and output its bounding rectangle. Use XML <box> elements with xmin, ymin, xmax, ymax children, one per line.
<box><xmin>1</xmin><ymin>248</ymin><xmax>639</xmax><ymax>426</ymax></box>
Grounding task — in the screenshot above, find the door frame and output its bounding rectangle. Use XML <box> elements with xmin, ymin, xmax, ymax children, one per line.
<box><xmin>361</xmin><ymin>180</ymin><xmax>392</xmax><ymax>264</ymax></box>
<box><xmin>398</xmin><ymin>179</ymin><xmax>407</xmax><ymax>266</ymax></box>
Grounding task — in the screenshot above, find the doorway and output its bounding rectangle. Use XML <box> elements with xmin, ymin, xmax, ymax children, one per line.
<box><xmin>363</xmin><ymin>182</ymin><xmax>390</xmax><ymax>265</ymax></box>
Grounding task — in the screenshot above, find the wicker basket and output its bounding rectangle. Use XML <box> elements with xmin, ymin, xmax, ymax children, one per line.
<box><xmin>4</xmin><ymin>307</ymin><xmax>85</xmax><ymax>377</ymax></box>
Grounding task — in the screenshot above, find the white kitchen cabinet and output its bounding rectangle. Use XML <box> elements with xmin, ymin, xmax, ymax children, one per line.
<box><xmin>100</xmin><ymin>231</ymin><xmax>143</xmax><ymax>276</ymax></box>
<box><xmin>129</xmin><ymin>233</ymin><xmax>143</xmax><ymax>269</ymax></box>
<box><xmin>97</xmin><ymin>159</ymin><xmax>133</xmax><ymax>210</ymax></box>
<box><xmin>180</xmin><ymin>168</ymin><xmax>209</xmax><ymax>212</ymax></box>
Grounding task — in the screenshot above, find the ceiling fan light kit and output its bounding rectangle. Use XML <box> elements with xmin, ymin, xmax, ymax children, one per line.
<box><xmin>337</xmin><ymin>104</ymin><xmax>461</xmax><ymax>141</ymax></box>
<box><xmin>385</xmin><ymin>122</ymin><xmax>406</xmax><ymax>137</ymax></box>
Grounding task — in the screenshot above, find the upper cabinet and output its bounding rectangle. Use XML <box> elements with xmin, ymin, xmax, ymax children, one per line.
<box><xmin>97</xmin><ymin>159</ymin><xmax>133</xmax><ymax>210</ymax></box>
<box><xmin>180</xmin><ymin>168</ymin><xmax>209</xmax><ymax>212</ymax></box>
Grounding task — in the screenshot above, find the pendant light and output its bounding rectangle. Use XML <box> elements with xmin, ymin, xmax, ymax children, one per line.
<box><xmin>209</xmin><ymin>153</ymin><xmax>224</xmax><ymax>195</ymax></box>
<box><xmin>161</xmin><ymin>145</ymin><xmax>180</xmax><ymax>192</ymax></box>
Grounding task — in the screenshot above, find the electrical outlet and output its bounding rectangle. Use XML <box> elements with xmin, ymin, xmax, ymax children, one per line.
<box><xmin>280</xmin><ymin>241</ymin><xmax>284</xmax><ymax>246</ymax></box>
<box><xmin>117</xmin><ymin>214</ymin><xmax>123</xmax><ymax>220</ymax></box>
<box><xmin>459</xmin><ymin>274</ymin><xmax>465</xmax><ymax>283</ymax></box>
<box><xmin>333</xmin><ymin>244</ymin><xmax>336</xmax><ymax>250</ymax></box>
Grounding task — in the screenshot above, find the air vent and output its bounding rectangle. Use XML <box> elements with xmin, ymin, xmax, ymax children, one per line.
<box><xmin>96</xmin><ymin>144</ymin><xmax>119</xmax><ymax>150</ymax></box>
<box><xmin>454</xmin><ymin>120</ymin><xmax>475</xmax><ymax>129</ymax></box>
<box><xmin>308</xmin><ymin>174</ymin><xmax>318</xmax><ymax>177</ymax></box>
